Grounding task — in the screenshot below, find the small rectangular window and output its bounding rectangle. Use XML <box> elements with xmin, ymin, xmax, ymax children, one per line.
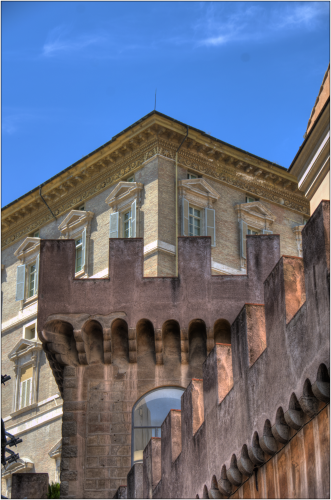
<box><xmin>124</xmin><ymin>210</ymin><xmax>132</xmax><ymax>238</ymax></box>
<box><xmin>75</xmin><ymin>238</ymin><xmax>83</xmax><ymax>272</ymax></box>
<box><xmin>187</xmin><ymin>173</ymin><xmax>198</xmax><ymax>180</ymax></box>
<box><xmin>77</xmin><ymin>204</ymin><xmax>85</xmax><ymax>211</ymax></box>
<box><xmin>127</xmin><ymin>176</ymin><xmax>134</xmax><ymax>182</ymax></box>
<box><xmin>246</xmin><ymin>196</ymin><xmax>257</xmax><ymax>203</ymax></box>
<box><xmin>247</xmin><ymin>228</ymin><xmax>259</xmax><ymax>235</ymax></box>
<box><xmin>28</xmin><ymin>264</ymin><xmax>37</xmax><ymax>298</ymax></box>
<box><xmin>32</xmin><ymin>230</ymin><xmax>39</xmax><ymax>238</ymax></box>
<box><xmin>189</xmin><ymin>207</ymin><xmax>201</xmax><ymax>236</ymax></box>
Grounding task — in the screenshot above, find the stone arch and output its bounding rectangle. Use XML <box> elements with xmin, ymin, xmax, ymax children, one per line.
<box><xmin>214</xmin><ymin>319</ymin><xmax>231</xmax><ymax>344</ymax></box>
<box><xmin>111</xmin><ymin>318</ymin><xmax>129</xmax><ymax>370</ymax></box>
<box><xmin>82</xmin><ymin>319</ymin><xmax>104</xmax><ymax>365</ymax></box>
<box><xmin>188</xmin><ymin>319</ymin><xmax>207</xmax><ymax>376</ymax></box>
<box><xmin>162</xmin><ymin>320</ymin><xmax>181</xmax><ymax>374</ymax></box>
<box><xmin>136</xmin><ymin>319</ymin><xmax>156</xmax><ymax>369</ymax></box>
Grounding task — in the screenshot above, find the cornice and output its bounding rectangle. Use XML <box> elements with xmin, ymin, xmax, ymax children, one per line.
<box><xmin>2</xmin><ymin>123</ymin><xmax>309</xmax><ymax>249</ymax></box>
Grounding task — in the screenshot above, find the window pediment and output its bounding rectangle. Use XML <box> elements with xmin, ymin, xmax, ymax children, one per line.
<box><xmin>14</xmin><ymin>238</ymin><xmax>40</xmax><ymax>261</ymax></box>
<box><xmin>179</xmin><ymin>179</ymin><xmax>219</xmax><ymax>208</ymax></box>
<box><xmin>8</xmin><ymin>338</ymin><xmax>42</xmax><ymax>361</ymax></box>
<box><xmin>105</xmin><ymin>181</ymin><xmax>144</xmax><ymax>209</ymax></box>
<box><xmin>235</xmin><ymin>201</ymin><xmax>275</xmax><ymax>231</ymax></box>
<box><xmin>58</xmin><ymin>210</ymin><xmax>94</xmax><ymax>235</ymax></box>
<box><xmin>48</xmin><ymin>439</ymin><xmax>62</xmax><ymax>459</ymax></box>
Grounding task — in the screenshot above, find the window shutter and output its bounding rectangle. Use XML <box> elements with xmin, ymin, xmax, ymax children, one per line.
<box><xmin>35</xmin><ymin>254</ymin><xmax>40</xmax><ymax>294</ymax></box>
<box><xmin>26</xmin><ymin>378</ymin><xmax>32</xmax><ymax>406</ymax></box>
<box><xmin>16</xmin><ymin>264</ymin><xmax>26</xmax><ymax>301</ymax></box>
<box><xmin>20</xmin><ymin>380</ymin><xmax>26</xmax><ymax>409</ymax></box>
<box><xmin>182</xmin><ymin>198</ymin><xmax>189</xmax><ymax>236</ymax></box>
<box><xmin>131</xmin><ymin>200</ymin><xmax>136</xmax><ymax>238</ymax></box>
<box><xmin>109</xmin><ymin>212</ymin><xmax>119</xmax><ymax>238</ymax></box>
<box><xmin>81</xmin><ymin>228</ymin><xmax>86</xmax><ymax>267</ymax></box>
<box><xmin>239</xmin><ymin>220</ymin><xmax>248</xmax><ymax>259</ymax></box>
<box><xmin>263</xmin><ymin>229</ymin><xmax>273</xmax><ymax>234</ymax></box>
<box><xmin>205</xmin><ymin>208</ymin><xmax>216</xmax><ymax>247</ymax></box>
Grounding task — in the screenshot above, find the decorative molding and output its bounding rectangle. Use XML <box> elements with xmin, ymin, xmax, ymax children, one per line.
<box><xmin>235</xmin><ymin>201</ymin><xmax>275</xmax><ymax>231</ymax></box>
<box><xmin>5</xmin><ymin>404</ymin><xmax>63</xmax><ymax>437</ymax></box>
<box><xmin>48</xmin><ymin>439</ymin><xmax>62</xmax><ymax>459</ymax></box>
<box><xmin>8</xmin><ymin>338</ymin><xmax>43</xmax><ymax>361</ymax></box>
<box><xmin>211</xmin><ymin>260</ymin><xmax>245</xmax><ymax>275</ymax></box>
<box><xmin>1</xmin><ymin>304</ymin><xmax>37</xmax><ymax>333</ymax></box>
<box><xmin>143</xmin><ymin>240</ymin><xmax>176</xmax><ymax>257</ymax></box>
<box><xmin>179</xmin><ymin>178</ymin><xmax>219</xmax><ymax>209</ymax></box>
<box><xmin>58</xmin><ymin>210</ymin><xmax>94</xmax><ymax>237</ymax></box>
<box><xmin>1</xmin><ymin>457</ymin><xmax>34</xmax><ymax>479</ymax></box>
<box><xmin>14</xmin><ymin>237</ymin><xmax>40</xmax><ymax>262</ymax></box>
<box><xmin>105</xmin><ymin>181</ymin><xmax>144</xmax><ymax>211</ymax></box>
<box><xmin>2</xmin><ymin>124</ymin><xmax>309</xmax><ymax>249</ymax></box>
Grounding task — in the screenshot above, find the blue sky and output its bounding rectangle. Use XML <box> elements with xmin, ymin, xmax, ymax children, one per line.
<box><xmin>2</xmin><ymin>1</ymin><xmax>329</xmax><ymax>207</ymax></box>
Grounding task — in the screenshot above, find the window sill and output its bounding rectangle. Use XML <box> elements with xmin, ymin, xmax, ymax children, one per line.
<box><xmin>75</xmin><ymin>268</ymin><xmax>86</xmax><ymax>279</ymax></box>
<box><xmin>10</xmin><ymin>402</ymin><xmax>38</xmax><ymax>418</ymax></box>
<box><xmin>23</xmin><ymin>295</ymin><xmax>38</xmax><ymax>307</ymax></box>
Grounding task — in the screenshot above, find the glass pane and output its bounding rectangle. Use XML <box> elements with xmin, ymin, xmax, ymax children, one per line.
<box><xmin>124</xmin><ymin>211</ymin><xmax>131</xmax><ymax>221</ymax></box>
<box><xmin>133</xmin><ymin>427</ymin><xmax>162</xmax><ymax>462</ymax></box>
<box><xmin>76</xmin><ymin>247</ymin><xmax>82</xmax><ymax>272</ymax></box>
<box><xmin>194</xmin><ymin>209</ymin><xmax>200</xmax><ymax>217</ymax></box>
<box><xmin>75</xmin><ymin>238</ymin><xmax>82</xmax><ymax>247</ymax></box>
<box><xmin>29</xmin><ymin>265</ymin><xmax>36</xmax><ymax>297</ymax></box>
<box><xmin>189</xmin><ymin>207</ymin><xmax>193</xmax><ymax>215</ymax></box>
<box><xmin>134</xmin><ymin>388</ymin><xmax>183</xmax><ymax>427</ymax></box>
<box><xmin>189</xmin><ymin>224</ymin><xmax>193</xmax><ymax>236</ymax></box>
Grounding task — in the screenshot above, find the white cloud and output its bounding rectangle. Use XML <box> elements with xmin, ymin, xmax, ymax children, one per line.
<box><xmin>42</xmin><ymin>25</ymin><xmax>106</xmax><ymax>57</ymax></box>
<box><xmin>196</xmin><ymin>2</ymin><xmax>329</xmax><ymax>47</ymax></box>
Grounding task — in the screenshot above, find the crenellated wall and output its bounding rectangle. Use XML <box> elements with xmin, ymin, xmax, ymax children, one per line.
<box><xmin>37</xmin><ymin>201</ymin><xmax>329</xmax><ymax>499</ymax></box>
<box><xmin>130</xmin><ymin>200</ymin><xmax>330</xmax><ymax>499</ymax></box>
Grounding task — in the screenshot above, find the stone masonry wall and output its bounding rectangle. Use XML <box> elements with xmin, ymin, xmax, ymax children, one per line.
<box><xmin>134</xmin><ymin>200</ymin><xmax>330</xmax><ymax>499</ymax></box>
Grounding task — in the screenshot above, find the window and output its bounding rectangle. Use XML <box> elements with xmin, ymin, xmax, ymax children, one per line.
<box><xmin>109</xmin><ymin>199</ymin><xmax>137</xmax><ymax>239</ymax></box>
<box><xmin>246</xmin><ymin>196</ymin><xmax>257</xmax><ymax>203</ymax></box>
<box><xmin>127</xmin><ymin>176</ymin><xmax>134</xmax><ymax>182</ymax></box>
<box><xmin>247</xmin><ymin>228</ymin><xmax>259</xmax><ymax>235</ymax></box>
<box><xmin>28</xmin><ymin>263</ymin><xmax>37</xmax><ymax>298</ymax></box>
<box><xmin>75</xmin><ymin>237</ymin><xmax>83</xmax><ymax>272</ymax></box>
<box><xmin>132</xmin><ymin>387</ymin><xmax>184</xmax><ymax>464</ymax></box>
<box><xmin>189</xmin><ymin>207</ymin><xmax>201</xmax><ymax>236</ymax></box>
<box><xmin>20</xmin><ymin>366</ymin><xmax>33</xmax><ymax>409</ymax></box>
<box><xmin>32</xmin><ymin>230</ymin><xmax>39</xmax><ymax>237</ymax></box>
<box><xmin>187</xmin><ymin>173</ymin><xmax>198</xmax><ymax>179</ymax></box>
<box><xmin>24</xmin><ymin>322</ymin><xmax>37</xmax><ymax>341</ymax></box>
<box><xmin>303</xmin><ymin>218</ymin><xmax>308</xmax><ymax>225</ymax></box>
<box><xmin>77</xmin><ymin>204</ymin><xmax>85</xmax><ymax>211</ymax></box>
<box><xmin>124</xmin><ymin>210</ymin><xmax>132</xmax><ymax>238</ymax></box>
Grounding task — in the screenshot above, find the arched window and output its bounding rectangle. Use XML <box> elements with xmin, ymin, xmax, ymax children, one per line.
<box><xmin>132</xmin><ymin>387</ymin><xmax>184</xmax><ymax>464</ymax></box>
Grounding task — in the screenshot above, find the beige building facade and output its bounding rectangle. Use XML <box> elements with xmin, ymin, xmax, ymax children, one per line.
<box><xmin>289</xmin><ymin>64</ymin><xmax>330</xmax><ymax>214</ymax></box>
<box><xmin>1</xmin><ymin>111</ymin><xmax>309</xmax><ymax>496</ymax></box>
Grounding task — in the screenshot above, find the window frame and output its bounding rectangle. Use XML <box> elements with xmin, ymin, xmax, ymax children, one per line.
<box><xmin>131</xmin><ymin>386</ymin><xmax>184</xmax><ymax>466</ymax></box>
<box><xmin>188</xmin><ymin>205</ymin><xmax>202</xmax><ymax>236</ymax></box>
<box><xmin>123</xmin><ymin>209</ymin><xmax>132</xmax><ymax>238</ymax></box>
<box><xmin>28</xmin><ymin>262</ymin><xmax>38</xmax><ymax>298</ymax></box>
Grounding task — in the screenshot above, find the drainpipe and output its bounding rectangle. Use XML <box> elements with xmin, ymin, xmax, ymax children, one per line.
<box><xmin>175</xmin><ymin>126</ymin><xmax>189</xmax><ymax>276</ymax></box>
<box><xmin>39</xmin><ymin>186</ymin><xmax>57</xmax><ymax>221</ymax></box>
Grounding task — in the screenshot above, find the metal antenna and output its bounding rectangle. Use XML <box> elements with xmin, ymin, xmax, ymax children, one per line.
<box><xmin>155</xmin><ymin>89</ymin><xmax>157</xmax><ymax>111</ymax></box>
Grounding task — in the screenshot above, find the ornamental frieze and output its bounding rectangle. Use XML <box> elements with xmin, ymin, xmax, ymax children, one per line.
<box><xmin>2</xmin><ymin>136</ymin><xmax>309</xmax><ymax>249</ymax></box>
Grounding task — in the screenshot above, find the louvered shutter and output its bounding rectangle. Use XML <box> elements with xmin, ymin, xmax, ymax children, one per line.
<box><xmin>20</xmin><ymin>381</ymin><xmax>26</xmax><ymax>408</ymax></box>
<box><xmin>131</xmin><ymin>200</ymin><xmax>136</xmax><ymax>238</ymax></box>
<box><xmin>35</xmin><ymin>254</ymin><xmax>40</xmax><ymax>294</ymax></box>
<box><xmin>263</xmin><ymin>229</ymin><xmax>273</xmax><ymax>234</ymax></box>
<box><xmin>239</xmin><ymin>220</ymin><xmax>248</xmax><ymax>259</ymax></box>
<box><xmin>81</xmin><ymin>228</ymin><xmax>86</xmax><ymax>267</ymax></box>
<box><xmin>16</xmin><ymin>265</ymin><xmax>26</xmax><ymax>301</ymax></box>
<box><xmin>182</xmin><ymin>199</ymin><xmax>189</xmax><ymax>236</ymax></box>
<box><xmin>109</xmin><ymin>212</ymin><xmax>119</xmax><ymax>238</ymax></box>
<box><xmin>205</xmin><ymin>208</ymin><xmax>216</xmax><ymax>247</ymax></box>
<box><xmin>26</xmin><ymin>378</ymin><xmax>32</xmax><ymax>406</ymax></box>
